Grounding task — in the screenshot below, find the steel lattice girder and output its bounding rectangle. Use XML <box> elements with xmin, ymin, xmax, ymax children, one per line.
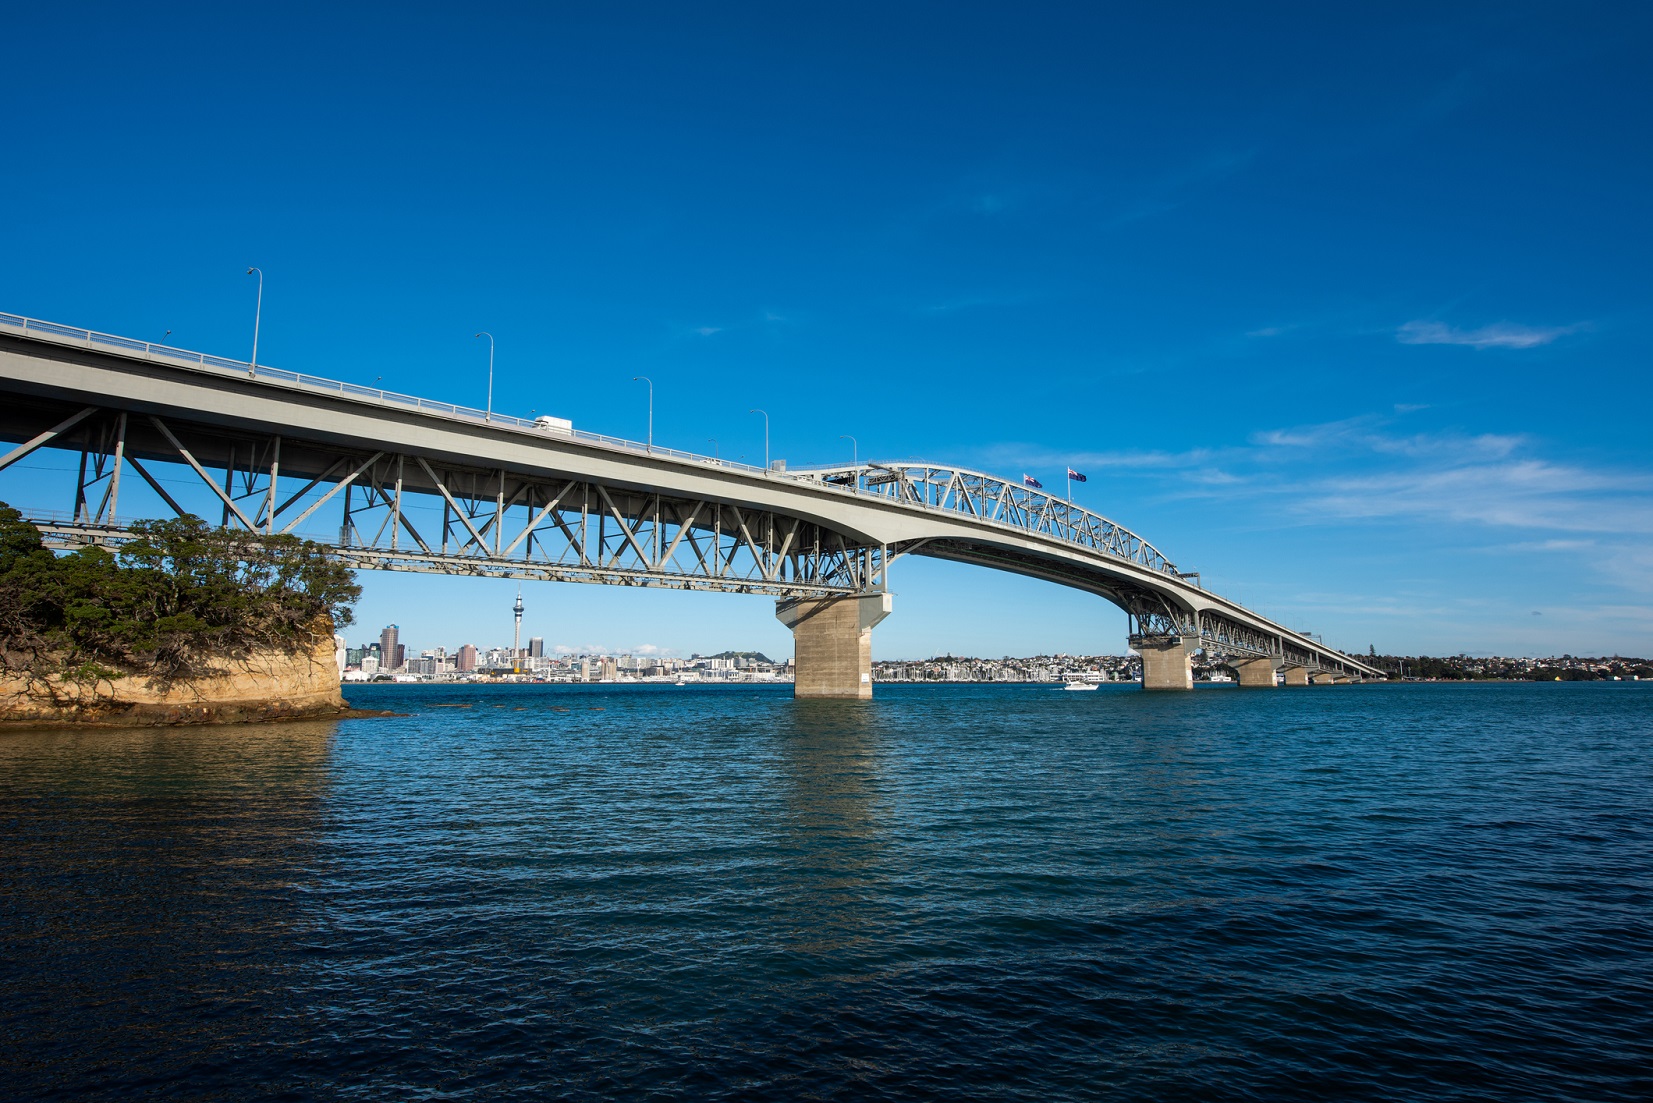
<box><xmin>16</xmin><ymin>409</ymin><xmax>887</xmax><ymax>598</ymax></box>
<box><xmin>805</xmin><ymin>463</ymin><xmax>1179</xmax><ymax>576</ymax></box>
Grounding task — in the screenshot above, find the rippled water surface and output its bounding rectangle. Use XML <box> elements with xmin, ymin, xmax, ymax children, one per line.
<box><xmin>3</xmin><ymin>682</ymin><xmax>1650</xmax><ymax>1101</ymax></box>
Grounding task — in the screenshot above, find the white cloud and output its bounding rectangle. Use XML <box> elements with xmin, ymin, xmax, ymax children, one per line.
<box><xmin>1302</xmin><ymin>459</ymin><xmax>1653</xmax><ymax>534</ymax></box>
<box><xmin>987</xmin><ymin>417</ymin><xmax>1653</xmax><ymax>583</ymax></box>
<box><xmin>982</xmin><ymin>443</ymin><xmax>1217</xmax><ymax>471</ymax></box>
<box><xmin>1396</xmin><ymin>319</ymin><xmax>1584</xmax><ymax>349</ymax></box>
<box><xmin>693</xmin><ymin>326</ymin><xmax>722</xmax><ymax>337</ymax></box>
<box><xmin>1248</xmin><ymin>417</ymin><xmax>1522</xmax><ymax>462</ymax></box>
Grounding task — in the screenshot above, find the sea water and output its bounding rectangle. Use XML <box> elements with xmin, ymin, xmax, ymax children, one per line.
<box><xmin>2</xmin><ymin>681</ymin><xmax>1649</xmax><ymax>1101</ymax></box>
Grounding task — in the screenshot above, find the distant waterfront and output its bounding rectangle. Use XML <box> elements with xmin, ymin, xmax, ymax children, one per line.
<box><xmin>342</xmin><ymin>648</ymin><xmax>1651</xmax><ymax>686</ymax></box>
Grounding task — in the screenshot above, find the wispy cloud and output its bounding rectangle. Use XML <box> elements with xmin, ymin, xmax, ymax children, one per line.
<box><xmin>985</xmin><ymin>414</ymin><xmax>1653</xmax><ymax>547</ymax></box>
<box><xmin>981</xmin><ymin>443</ymin><xmax>1218</xmax><ymax>471</ymax></box>
<box><xmin>692</xmin><ymin>326</ymin><xmax>722</xmax><ymax>337</ymax></box>
<box><xmin>1302</xmin><ymin>460</ymin><xmax>1653</xmax><ymax>534</ymax></box>
<box><xmin>1396</xmin><ymin>319</ymin><xmax>1585</xmax><ymax>349</ymax></box>
<box><xmin>1250</xmin><ymin>418</ymin><xmax>1524</xmax><ymax>461</ymax></box>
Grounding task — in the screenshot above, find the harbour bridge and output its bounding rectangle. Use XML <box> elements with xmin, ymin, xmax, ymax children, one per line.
<box><xmin>0</xmin><ymin>311</ymin><xmax>1382</xmax><ymax>696</ymax></box>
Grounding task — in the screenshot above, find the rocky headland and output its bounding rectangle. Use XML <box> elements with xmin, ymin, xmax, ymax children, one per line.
<box><xmin>0</xmin><ymin>617</ymin><xmax>358</xmax><ymax>726</ymax></box>
<box><xmin>0</xmin><ymin>504</ymin><xmax>384</xmax><ymax>727</ymax></box>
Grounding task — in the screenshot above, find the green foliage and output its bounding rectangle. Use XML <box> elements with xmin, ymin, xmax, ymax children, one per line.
<box><xmin>0</xmin><ymin>504</ymin><xmax>360</xmax><ymax>684</ymax></box>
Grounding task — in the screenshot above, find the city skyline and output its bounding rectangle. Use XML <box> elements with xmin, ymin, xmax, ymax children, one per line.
<box><xmin>2</xmin><ymin>4</ymin><xmax>1648</xmax><ymax>655</ymax></box>
<box><xmin>345</xmin><ymin>588</ymin><xmax>1645</xmax><ymax>668</ymax></box>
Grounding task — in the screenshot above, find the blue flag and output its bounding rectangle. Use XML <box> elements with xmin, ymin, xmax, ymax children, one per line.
<box><xmin>1023</xmin><ymin>474</ymin><xmax>1043</xmax><ymax>489</ymax></box>
<box><xmin>1067</xmin><ymin>468</ymin><xmax>1087</xmax><ymax>482</ymax></box>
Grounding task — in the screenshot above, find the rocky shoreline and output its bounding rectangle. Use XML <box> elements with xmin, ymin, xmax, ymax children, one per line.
<box><xmin>0</xmin><ymin>618</ymin><xmax>397</xmax><ymax>728</ymax></box>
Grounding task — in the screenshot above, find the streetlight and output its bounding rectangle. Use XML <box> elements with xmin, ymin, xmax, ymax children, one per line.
<box><xmin>474</xmin><ymin>332</ymin><xmax>494</xmax><ymax>421</ymax></box>
<box><xmin>633</xmin><ymin>376</ymin><xmax>653</xmax><ymax>451</ymax></box>
<box><xmin>707</xmin><ymin>438</ymin><xmax>719</xmax><ymax>459</ymax></box>
<box><xmin>749</xmin><ymin>409</ymin><xmax>769</xmax><ymax>470</ymax></box>
<box><xmin>838</xmin><ymin>434</ymin><xmax>858</xmax><ymax>465</ymax></box>
<box><xmin>246</xmin><ymin>267</ymin><xmax>263</xmax><ymax>377</ymax></box>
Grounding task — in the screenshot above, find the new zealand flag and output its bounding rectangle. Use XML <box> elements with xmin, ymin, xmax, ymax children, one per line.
<box><xmin>1067</xmin><ymin>468</ymin><xmax>1087</xmax><ymax>482</ymax></box>
<box><xmin>1023</xmin><ymin>474</ymin><xmax>1043</xmax><ymax>489</ymax></box>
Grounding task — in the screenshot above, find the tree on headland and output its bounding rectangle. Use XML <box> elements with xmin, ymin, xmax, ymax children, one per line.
<box><xmin>0</xmin><ymin>504</ymin><xmax>360</xmax><ymax>686</ymax></box>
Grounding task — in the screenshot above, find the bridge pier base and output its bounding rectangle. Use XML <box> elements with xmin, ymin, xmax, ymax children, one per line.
<box><xmin>1232</xmin><ymin>657</ymin><xmax>1281</xmax><ymax>687</ymax></box>
<box><xmin>1135</xmin><ymin>636</ymin><xmax>1196</xmax><ymax>690</ymax></box>
<box><xmin>1282</xmin><ymin>666</ymin><xmax>1310</xmax><ymax>686</ymax></box>
<box><xmin>1311</xmin><ymin>672</ymin><xmax>1339</xmax><ymax>685</ymax></box>
<box><xmin>776</xmin><ymin>593</ymin><xmax>892</xmax><ymax>699</ymax></box>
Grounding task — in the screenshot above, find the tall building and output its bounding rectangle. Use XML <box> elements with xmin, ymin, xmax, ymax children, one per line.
<box><xmin>379</xmin><ymin>625</ymin><xmax>400</xmax><ymax>671</ymax></box>
<box><xmin>529</xmin><ymin>636</ymin><xmax>544</xmax><ymax>658</ymax></box>
<box><xmin>456</xmin><ymin>644</ymin><xmax>478</xmax><ymax>672</ymax></box>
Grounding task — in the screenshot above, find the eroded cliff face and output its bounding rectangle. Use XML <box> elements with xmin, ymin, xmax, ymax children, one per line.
<box><xmin>0</xmin><ymin>619</ymin><xmax>347</xmax><ymax>726</ymax></box>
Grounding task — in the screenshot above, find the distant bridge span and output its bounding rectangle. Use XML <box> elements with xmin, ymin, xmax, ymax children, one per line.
<box><xmin>0</xmin><ymin>312</ymin><xmax>1382</xmax><ymax>694</ymax></box>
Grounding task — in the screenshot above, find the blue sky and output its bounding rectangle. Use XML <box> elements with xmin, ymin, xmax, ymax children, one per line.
<box><xmin>2</xmin><ymin>1</ymin><xmax>1649</xmax><ymax>659</ymax></box>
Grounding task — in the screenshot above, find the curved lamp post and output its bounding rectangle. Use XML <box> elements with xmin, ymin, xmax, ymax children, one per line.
<box><xmin>838</xmin><ymin>434</ymin><xmax>858</xmax><ymax>465</ymax></box>
<box><xmin>246</xmin><ymin>267</ymin><xmax>263</xmax><ymax>377</ymax></box>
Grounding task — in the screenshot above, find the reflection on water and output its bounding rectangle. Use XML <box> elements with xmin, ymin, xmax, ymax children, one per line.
<box><xmin>772</xmin><ymin>700</ymin><xmax>890</xmax><ymax>958</ymax></box>
<box><xmin>2</xmin><ymin>684</ymin><xmax>1650</xmax><ymax>1102</ymax></box>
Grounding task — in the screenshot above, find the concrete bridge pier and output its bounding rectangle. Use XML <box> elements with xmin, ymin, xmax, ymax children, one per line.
<box><xmin>1230</xmin><ymin>656</ymin><xmax>1282</xmax><ymax>688</ymax></box>
<box><xmin>1135</xmin><ymin>636</ymin><xmax>1197</xmax><ymax>690</ymax></box>
<box><xmin>1311</xmin><ymin>671</ymin><xmax>1340</xmax><ymax>685</ymax></box>
<box><xmin>1282</xmin><ymin>666</ymin><xmax>1310</xmax><ymax>686</ymax></box>
<box><xmin>776</xmin><ymin>592</ymin><xmax>892</xmax><ymax>699</ymax></box>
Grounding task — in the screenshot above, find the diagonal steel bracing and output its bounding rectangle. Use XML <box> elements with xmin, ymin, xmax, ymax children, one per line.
<box><xmin>11</xmin><ymin>405</ymin><xmax>884</xmax><ymax>599</ymax></box>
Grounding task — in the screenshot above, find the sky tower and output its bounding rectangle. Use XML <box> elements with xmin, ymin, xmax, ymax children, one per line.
<box><xmin>513</xmin><ymin>587</ymin><xmax>524</xmax><ymax>664</ymax></box>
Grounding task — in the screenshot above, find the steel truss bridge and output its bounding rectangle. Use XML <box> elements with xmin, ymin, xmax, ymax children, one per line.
<box><xmin>0</xmin><ymin>311</ymin><xmax>1381</xmax><ymax>682</ymax></box>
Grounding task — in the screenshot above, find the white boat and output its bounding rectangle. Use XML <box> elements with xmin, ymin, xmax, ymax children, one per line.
<box><xmin>1062</xmin><ymin>681</ymin><xmax>1098</xmax><ymax>691</ymax></box>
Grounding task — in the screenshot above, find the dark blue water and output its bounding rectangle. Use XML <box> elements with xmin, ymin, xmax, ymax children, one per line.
<box><xmin>2</xmin><ymin>682</ymin><xmax>1649</xmax><ymax>1101</ymax></box>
